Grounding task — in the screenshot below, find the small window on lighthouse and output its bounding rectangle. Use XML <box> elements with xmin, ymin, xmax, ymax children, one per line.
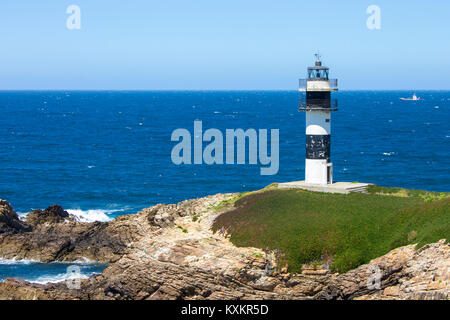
<box><xmin>325</xmin><ymin>119</ymin><xmax>330</xmax><ymax>122</ymax></box>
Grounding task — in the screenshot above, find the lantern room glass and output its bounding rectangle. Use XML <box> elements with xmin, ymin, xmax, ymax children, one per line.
<box><xmin>308</xmin><ymin>69</ymin><xmax>329</xmax><ymax>80</ymax></box>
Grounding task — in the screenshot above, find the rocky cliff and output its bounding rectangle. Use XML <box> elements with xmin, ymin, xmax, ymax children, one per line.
<box><xmin>0</xmin><ymin>194</ymin><xmax>448</xmax><ymax>300</ymax></box>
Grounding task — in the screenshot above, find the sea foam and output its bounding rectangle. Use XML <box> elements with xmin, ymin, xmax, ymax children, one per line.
<box><xmin>66</xmin><ymin>208</ymin><xmax>120</xmax><ymax>222</ymax></box>
<box><xmin>17</xmin><ymin>208</ymin><xmax>123</xmax><ymax>223</ymax></box>
<box><xmin>17</xmin><ymin>208</ymin><xmax>127</xmax><ymax>222</ymax></box>
<box><xmin>29</xmin><ymin>271</ymin><xmax>95</xmax><ymax>284</ymax></box>
<box><xmin>0</xmin><ymin>258</ymin><xmax>37</xmax><ymax>265</ymax></box>
<box><xmin>0</xmin><ymin>259</ymin><xmax>107</xmax><ymax>284</ymax></box>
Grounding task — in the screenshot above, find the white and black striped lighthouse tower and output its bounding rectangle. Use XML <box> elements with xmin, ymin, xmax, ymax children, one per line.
<box><xmin>299</xmin><ymin>54</ymin><xmax>338</xmax><ymax>185</ymax></box>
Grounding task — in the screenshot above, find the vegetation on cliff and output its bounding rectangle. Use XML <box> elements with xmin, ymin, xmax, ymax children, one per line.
<box><xmin>212</xmin><ymin>186</ymin><xmax>450</xmax><ymax>273</ymax></box>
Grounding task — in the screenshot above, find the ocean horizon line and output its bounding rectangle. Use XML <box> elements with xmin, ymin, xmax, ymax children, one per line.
<box><xmin>0</xmin><ymin>89</ymin><xmax>449</xmax><ymax>92</ymax></box>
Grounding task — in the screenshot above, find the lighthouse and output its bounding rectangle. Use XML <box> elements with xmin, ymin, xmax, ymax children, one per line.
<box><xmin>279</xmin><ymin>55</ymin><xmax>369</xmax><ymax>193</ymax></box>
<box><xmin>299</xmin><ymin>54</ymin><xmax>338</xmax><ymax>185</ymax></box>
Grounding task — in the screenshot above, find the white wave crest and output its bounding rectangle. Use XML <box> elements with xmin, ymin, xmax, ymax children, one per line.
<box><xmin>66</xmin><ymin>209</ymin><xmax>120</xmax><ymax>222</ymax></box>
<box><xmin>17</xmin><ymin>206</ymin><xmax>129</xmax><ymax>223</ymax></box>
<box><xmin>0</xmin><ymin>258</ymin><xmax>37</xmax><ymax>265</ymax></box>
<box><xmin>16</xmin><ymin>212</ymin><xmax>29</xmax><ymax>219</ymax></box>
<box><xmin>29</xmin><ymin>271</ymin><xmax>94</xmax><ymax>285</ymax></box>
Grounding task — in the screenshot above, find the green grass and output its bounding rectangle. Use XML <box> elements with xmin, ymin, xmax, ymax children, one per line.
<box><xmin>211</xmin><ymin>184</ymin><xmax>279</xmax><ymax>212</ymax></box>
<box><xmin>367</xmin><ymin>185</ymin><xmax>449</xmax><ymax>201</ymax></box>
<box><xmin>212</xmin><ymin>186</ymin><xmax>449</xmax><ymax>273</ymax></box>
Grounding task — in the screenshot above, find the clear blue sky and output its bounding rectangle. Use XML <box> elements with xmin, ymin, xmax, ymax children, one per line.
<box><xmin>0</xmin><ymin>0</ymin><xmax>449</xmax><ymax>90</ymax></box>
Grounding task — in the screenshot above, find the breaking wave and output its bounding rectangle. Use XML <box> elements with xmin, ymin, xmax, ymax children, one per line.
<box><xmin>66</xmin><ymin>208</ymin><xmax>121</xmax><ymax>222</ymax></box>
<box><xmin>0</xmin><ymin>259</ymin><xmax>107</xmax><ymax>284</ymax></box>
<box><xmin>17</xmin><ymin>207</ymin><xmax>131</xmax><ymax>223</ymax></box>
<box><xmin>29</xmin><ymin>270</ymin><xmax>96</xmax><ymax>284</ymax></box>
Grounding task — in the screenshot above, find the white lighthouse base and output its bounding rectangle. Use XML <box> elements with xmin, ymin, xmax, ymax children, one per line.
<box><xmin>278</xmin><ymin>181</ymin><xmax>372</xmax><ymax>194</ymax></box>
<box><xmin>305</xmin><ymin>159</ymin><xmax>333</xmax><ymax>185</ymax></box>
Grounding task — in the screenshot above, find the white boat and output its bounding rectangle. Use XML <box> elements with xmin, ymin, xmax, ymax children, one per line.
<box><xmin>400</xmin><ymin>93</ymin><xmax>422</xmax><ymax>101</ymax></box>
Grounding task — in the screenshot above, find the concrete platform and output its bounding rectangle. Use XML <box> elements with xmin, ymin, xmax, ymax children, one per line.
<box><xmin>278</xmin><ymin>181</ymin><xmax>372</xmax><ymax>194</ymax></box>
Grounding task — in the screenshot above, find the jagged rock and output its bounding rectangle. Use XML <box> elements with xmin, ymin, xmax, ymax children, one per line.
<box><xmin>316</xmin><ymin>240</ymin><xmax>449</xmax><ymax>300</ymax></box>
<box><xmin>0</xmin><ymin>199</ymin><xmax>30</xmax><ymax>234</ymax></box>
<box><xmin>0</xmin><ymin>196</ymin><xmax>448</xmax><ymax>300</ymax></box>
<box><xmin>26</xmin><ymin>204</ymin><xmax>69</xmax><ymax>226</ymax></box>
<box><xmin>0</xmin><ymin>201</ymin><xmax>139</xmax><ymax>263</ymax></box>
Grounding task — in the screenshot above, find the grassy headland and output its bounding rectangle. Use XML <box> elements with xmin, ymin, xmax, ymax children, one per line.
<box><xmin>212</xmin><ymin>185</ymin><xmax>449</xmax><ymax>273</ymax></box>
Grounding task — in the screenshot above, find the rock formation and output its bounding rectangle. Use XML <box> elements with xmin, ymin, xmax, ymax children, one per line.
<box><xmin>0</xmin><ymin>195</ymin><xmax>448</xmax><ymax>300</ymax></box>
<box><xmin>0</xmin><ymin>199</ymin><xmax>30</xmax><ymax>234</ymax></box>
<box><xmin>25</xmin><ymin>205</ymin><xmax>70</xmax><ymax>226</ymax></box>
<box><xmin>0</xmin><ymin>202</ymin><xmax>135</xmax><ymax>263</ymax></box>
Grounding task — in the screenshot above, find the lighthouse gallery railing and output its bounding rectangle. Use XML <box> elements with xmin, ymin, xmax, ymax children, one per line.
<box><xmin>299</xmin><ymin>79</ymin><xmax>338</xmax><ymax>88</ymax></box>
<box><xmin>298</xmin><ymin>98</ymin><xmax>338</xmax><ymax>109</ymax></box>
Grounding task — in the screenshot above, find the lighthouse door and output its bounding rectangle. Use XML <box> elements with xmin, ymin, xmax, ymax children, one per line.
<box><xmin>327</xmin><ymin>164</ymin><xmax>333</xmax><ymax>184</ymax></box>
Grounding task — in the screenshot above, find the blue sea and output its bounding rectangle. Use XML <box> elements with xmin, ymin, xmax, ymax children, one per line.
<box><xmin>0</xmin><ymin>90</ymin><xmax>449</xmax><ymax>282</ymax></box>
<box><xmin>0</xmin><ymin>259</ymin><xmax>106</xmax><ymax>284</ymax></box>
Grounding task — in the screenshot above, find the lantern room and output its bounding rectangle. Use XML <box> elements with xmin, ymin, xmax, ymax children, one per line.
<box><xmin>308</xmin><ymin>59</ymin><xmax>329</xmax><ymax>80</ymax></box>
